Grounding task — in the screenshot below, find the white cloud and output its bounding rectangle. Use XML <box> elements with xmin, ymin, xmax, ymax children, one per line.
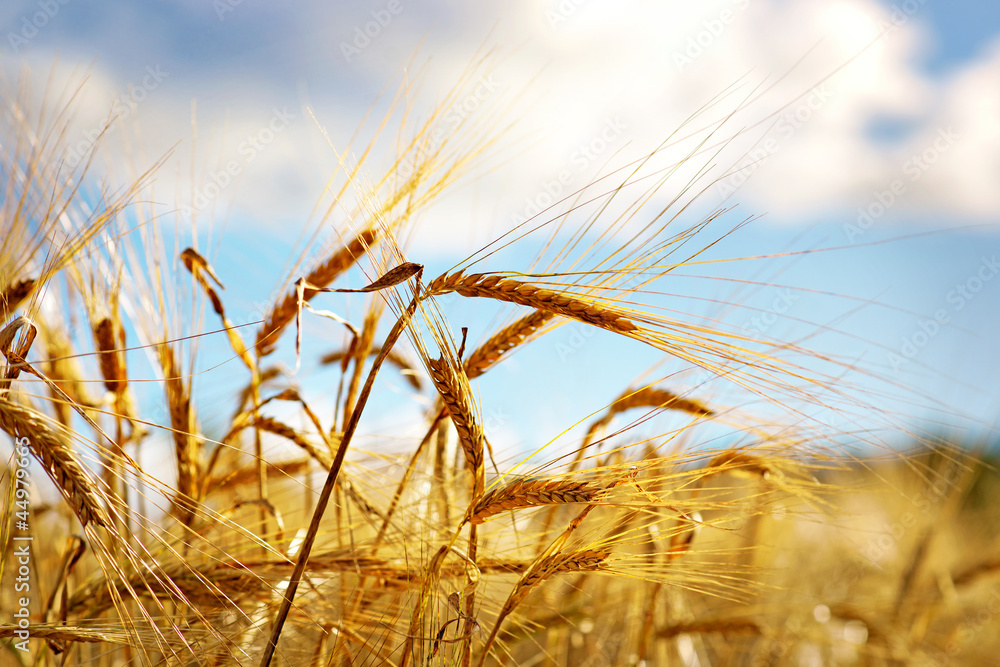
<box><xmin>908</xmin><ymin>37</ymin><xmax>1000</xmax><ymax>218</ymax></box>
<box><xmin>4</xmin><ymin>0</ymin><xmax>999</xmax><ymax>242</ymax></box>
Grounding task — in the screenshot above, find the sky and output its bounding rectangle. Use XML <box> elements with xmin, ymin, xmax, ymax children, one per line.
<box><xmin>3</xmin><ymin>0</ymin><xmax>999</xmax><ymax>456</ymax></box>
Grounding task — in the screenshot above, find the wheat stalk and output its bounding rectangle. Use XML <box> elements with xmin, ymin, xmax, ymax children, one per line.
<box><xmin>341</xmin><ymin>300</ymin><xmax>384</xmax><ymax>427</ymax></box>
<box><xmin>657</xmin><ymin>618</ymin><xmax>763</xmax><ymax>639</ymax></box>
<box><xmin>321</xmin><ymin>345</ymin><xmax>422</xmax><ymax>390</ymax></box>
<box><xmin>261</xmin><ymin>291</ymin><xmax>423</xmax><ymax>666</ymax></box>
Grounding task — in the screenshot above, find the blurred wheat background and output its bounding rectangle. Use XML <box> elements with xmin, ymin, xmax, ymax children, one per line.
<box><xmin>2</xmin><ymin>2</ymin><xmax>1000</xmax><ymax>666</ymax></box>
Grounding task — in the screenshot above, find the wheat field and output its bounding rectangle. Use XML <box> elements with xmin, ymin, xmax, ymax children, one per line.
<box><xmin>1</xmin><ymin>55</ymin><xmax>999</xmax><ymax>667</ymax></box>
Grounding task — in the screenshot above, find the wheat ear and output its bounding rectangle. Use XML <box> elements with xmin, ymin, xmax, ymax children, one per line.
<box><xmin>1</xmin><ymin>278</ymin><xmax>35</xmax><ymax>321</ymax></box>
<box><xmin>469</xmin><ymin>478</ymin><xmax>603</xmax><ymax>524</ymax></box>
<box><xmin>0</xmin><ymin>625</ymin><xmax>129</xmax><ymax>646</ymax></box>
<box><xmin>255</xmin><ymin>227</ymin><xmax>378</xmax><ymax>356</ymax></box>
<box><xmin>251</xmin><ymin>416</ymin><xmax>334</xmax><ymax>469</ymax></box>
<box><xmin>157</xmin><ymin>343</ymin><xmax>200</xmax><ymax>524</ymax></box>
<box><xmin>94</xmin><ymin>317</ymin><xmax>127</xmax><ymax>394</ymax></box>
<box><xmin>0</xmin><ymin>396</ymin><xmax>110</xmax><ymax>528</ymax></box>
<box><xmin>477</xmin><ymin>548</ymin><xmax>609</xmax><ymax>664</ymax></box>
<box><xmin>43</xmin><ymin>324</ymin><xmax>97</xmax><ymax>427</ymax></box>
<box><xmin>573</xmin><ymin>386</ymin><xmax>714</xmax><ymax>471</ymax></box>
<box><xmin>475</xmin><ymin>499</ymin><xmax>603</xmax><ymax>663</ymax></box>
<box><xmin>609</xmin><ymin>386</ymin><xmax>713</xmax><ymax>418</ymax></box>
<box><xmin>463</xmin><ymin>309</ymin><xmax>555</xmax><ymax>380</ymax></box>
<box><xmin>427</xmin><ymin>356</ymin><xmax>484</xmax><ymax>487</ymax></box>
<box><xmin>426</xmin><ymin>351</ymin><xmax>487</xmax><ymax>666</ymax></box>
<box><xmin>425</xmin><ymin>272</ymin><xmax>638</xmax><ymax>334</ymax></box>
<box><xmin>706</xmin><ymin>450</ymin><xmax>773</xmax><ymax>478</ymax></box>
<box><xmin>182</xmin><ymin>247</ymin><xmax>255</xmax><ymax>372</ymax></box>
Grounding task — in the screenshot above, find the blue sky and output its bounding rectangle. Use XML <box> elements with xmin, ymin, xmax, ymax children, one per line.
<box><xmin>3</xmin><ymin>1</ymin><xmax>999</xmax><ymax>456</ymax></box>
